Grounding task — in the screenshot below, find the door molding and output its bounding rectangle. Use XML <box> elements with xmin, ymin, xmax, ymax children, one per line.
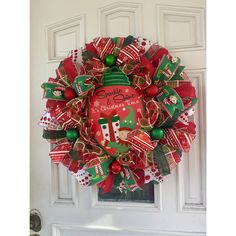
<box><xmin>52</xmin><ymin>224</ymin><xmax>206</xmax><ymax>236</ymax></box>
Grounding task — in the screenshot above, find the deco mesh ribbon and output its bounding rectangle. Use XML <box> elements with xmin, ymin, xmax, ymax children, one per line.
<box><xmin>39</xmin><ymin>35</ymin><xmax>197</xmax><ymax>193</ymax></box>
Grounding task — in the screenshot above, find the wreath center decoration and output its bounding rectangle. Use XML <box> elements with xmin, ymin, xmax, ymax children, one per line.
<box><xmin>39</xmin><ymin>36</ymin><xmax>197</xmax><ymax>193</ymax></box>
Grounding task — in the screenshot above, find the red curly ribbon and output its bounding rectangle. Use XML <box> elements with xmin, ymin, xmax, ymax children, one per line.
<box><xmin>84</xmin><ymin>57</ymin><xmax>108</xmax><ymax>80</ymax></box>
<box><xmin>129</xmin><ymin>149</ymin><xmax>148</xmax><ymax>170</ymax></box>
<box><xmin>137</xmin><ymin>98</ymin><xmax>161</xmax><ymax>130</ymax></box>
<box><xmin>131</xmin><ymin>57</ymin><xmax>155</xmax><ymax>90</ymax></box>
<box><xmin>66</xmin><ymin>98</ymin><xmax>84</xmax><ymax>117</ymax></box>
<box><xmin>133</xmin><ymin>56</ymin><xmax>156</xmax><ymax>80</ymax></box>
<box><xmin>73</xmin><ymin>137</ymin><xmax>105</xmax><ymax>157</ymax></box>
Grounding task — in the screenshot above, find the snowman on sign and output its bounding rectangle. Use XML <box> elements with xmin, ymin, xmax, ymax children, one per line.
<box><xmin>100</xmin><ymin>106</ymin><xmax>136</xmax><ymax>155</ymax></box>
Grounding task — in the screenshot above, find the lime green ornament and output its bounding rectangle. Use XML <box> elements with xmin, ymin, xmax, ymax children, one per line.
<box><xmin>66</xmin><ymin>129</ymin><xmax>79</xmax><ymax>141</ymax></box>
<box><xmin>150</xmin><ymin>127</ymin><xmax>164</xmax><ymax>140</ymax></box>
<box><xmin>104</xmin><ymin>54</ymin><xmax>116</xmax><ymax>67</ymax></box>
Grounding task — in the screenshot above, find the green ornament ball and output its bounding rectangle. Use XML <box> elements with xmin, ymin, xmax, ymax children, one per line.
<box><xmin>150</xmin><ymin>127</ymin><xmax>164</xmax><ymax>140</ymax></box>
<box><xmin>104</xmin><ymin>54</ymin><xmax>116</xmax><ymax>67</ymax></box>
<box><xmin>66</xmin><ymin>129</ymin><xmax>79</xmax><ymax>141</ymax></box>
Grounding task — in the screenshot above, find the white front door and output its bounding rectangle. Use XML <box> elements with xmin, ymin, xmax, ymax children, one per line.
<box><xmin>30</xmin><ymin>0</ymin><xmax>206</xmax><ymax>235</ymax></box>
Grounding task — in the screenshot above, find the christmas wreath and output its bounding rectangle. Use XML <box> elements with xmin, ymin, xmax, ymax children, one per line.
<box><xmin>39</xmin><ymin>35</ymin><xmax>197</xmax><ymax>193</ymax></box>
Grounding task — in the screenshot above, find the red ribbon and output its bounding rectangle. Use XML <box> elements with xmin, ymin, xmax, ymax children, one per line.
<box><xmin>50</xmin><ymin>105</ymin><xmax>79</xmax><ymax>130</ymax></box>
<box><xmin>127</xmin><ymin>129</ymin><xmax>155</xmax><ymax>152</ymax></box>
<box><xmin>49</xmin><ymin>141</ymin><xmax>72</xmax><ymax>164</ymax></box>
<box><xmin>137</xmin><ymin>98</ymin><xmax>161</xmax><ymax>130</ymax></box>
<box><xmin>116</xmin><ymin>42</ymin><xmax>142</xmax><ymax>65</ymax></box>
<box><xmin>144</xmin><ymin>44</ymin><xmax>169</xmax><ymax>67</ymax></box>
<box><xmin>97</xmin><ymin>172</ymin><xmax>115</xmax><ymax>193</ymax></box>
<box><xmin>160</xmin><ymin>123</ymin><xmax>196</xmax><ymax>153</ymax></box>
<box><xmin>62</xmin><ymin>57</ymin><xmax>79</xmax><ymax>82</ymax></box>
<box><xmin>84</xmin><ymin>57</ymin><xmax>108</xmax><ymax>81</ymax></box>
<box><xmin>93</xmin><ymin>37</ymin><xmax>115</xmax><ymax>61</ymax></box>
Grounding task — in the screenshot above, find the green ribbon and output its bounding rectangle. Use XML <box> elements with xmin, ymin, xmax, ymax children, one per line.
<box><xmin>157</xmin><ymin>85</ymin><xmax>184</xmax><ymax>118</ymax></box>
<box><xmin>152</xmin><ymin>55</ymin><xmax>181</xmax><ymax>84</ymax></box>
<box><xmin>85</xmin><ymin>157</ymin><xmax>112</xmax><ymax>185</ymax></box>
<box><xmin>169</xmin><ymin>66</ymin><xmax>185</xmax><ymax>81</ymax></box>
<box><xmin>102</xmin><ymin>67</ymin><xmax>130</xmax><ymax>86</ymax></box>
<box><xmin>41</xmin><ymin>82</ymin><xmax>66</xmax><ymax>101</ymax></box>
<box><xmin>114</xmin><ymin>174</ymin><xmax>123</xmax><ymax>187</ymax></box>
<box><xmin>153</xmin><ymin>144</ymin><xmax>170</xmax><ymax>176</ymax></box>
<box><xmin>82</xmin><ymin>46</ymin><xmax>98</xmax><ymax>61</ymax></box>
<box><xmin>122</xmin><ymin>35</ymin><xmax>136</xmax><ymax>47</ymax></box>
<box><xmin>161</xmin><ymin>109</ymin><xmax>180</xmax><ymax>128</ymax></box>
<box><xmin>42</xmin><ymin>129</ymin><xmax>66</xmax><ymax>139</ymax></box>
<box><xmin>69</xmin><ymin>149</ymin><xmax>80</xmax><ymax>161</ymax></box>
<box><xmin>72</xmin><ymin>75</ymin><xmax>93</xmax><ymax>96</ymax></box>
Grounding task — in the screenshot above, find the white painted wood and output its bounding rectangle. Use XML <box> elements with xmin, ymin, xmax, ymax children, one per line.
<box><xmin>52</xmin><ymin>224</ymin><xmax>206</xmax><ymax>236</ymax></box>
<box><xmin>47</xmin><ymin>15</ymin><xmax>85</xmax><ymax>61</ymax></box>
<box><xmin>98</xmin><ymin>2</ymin><xmax>142</xmax><ymax>37</ymax></box>
<box><xmin>50</xmin><ymin>163</ymin><xmax>79</xmax><ymax>207</ymax></box>
<box><xmin>177</xmin><ymin>69</ymin><xmax>206</xmax><ymax>213</ymax></box>
<box><xmin>30</xmin><ymin>0</ymin><xmax>206</xmax><ymax>235</ymax></box>
<box><xmin>156</xmin><ymin>5</ymin><xmax>205</xmax><ymax>50</ymax></box>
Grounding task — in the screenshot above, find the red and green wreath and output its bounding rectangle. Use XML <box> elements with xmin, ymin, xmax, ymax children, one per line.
<box><xmin>39</xmin><ymin>35</ymin><xmax>197</xmax><ymax>193</ymax></box>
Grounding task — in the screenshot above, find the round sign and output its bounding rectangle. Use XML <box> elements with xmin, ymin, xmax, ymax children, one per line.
<box><xmin>89</xmin><ymin>85</ymin><xmax>143</xmax><ymax>156</ymax></box>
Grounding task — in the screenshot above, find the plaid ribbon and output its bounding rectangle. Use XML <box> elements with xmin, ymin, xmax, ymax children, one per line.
<box><xmin>144</xmin><ymin>43</ymin><xmax>169</xmax><ymax>67</ymax></box>
<box><xmin>73</xmin><ymin>137</ymin><xmax>105</xmax><ymax>158</ymax></box>
<box><xmin>130</xmin><ymin>57</ymin><xmax>155</xmax><ymax>89</ymax></box>
<box><xmin>153</xmin><ymin>144</ymin><xmax>170</xmax><ymax>176</ymax></box>
<box><xmin>84</xmin><ymin>57</ymin><xmax>108</xmax><ymax>80</ymax></box>
<box><xmin>161</xmin><ymin>145</ymin><xmax>182</xmax><ymax>170</ymax></box>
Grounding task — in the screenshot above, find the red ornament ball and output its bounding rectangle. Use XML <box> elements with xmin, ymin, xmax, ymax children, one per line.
<box><xmin>145</xmin><ymin>84</ymin><xmax>159</xmax><ymax>97</ymax></box>
<box><xmin>111</xmin><ymin>160</ymin><xmax>122</xmax><ymax>174</ymax></box>
<box><xmin>64</xmin><ymin>87</ymin><xmax>77</xmax><ymax>100</ymax></box>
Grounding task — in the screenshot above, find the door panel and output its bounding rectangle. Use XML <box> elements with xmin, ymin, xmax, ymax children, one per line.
<box><xmin>30</xmin><ymin>0</ymin><xmax>206</xmax><ymax>235</ymax></box>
